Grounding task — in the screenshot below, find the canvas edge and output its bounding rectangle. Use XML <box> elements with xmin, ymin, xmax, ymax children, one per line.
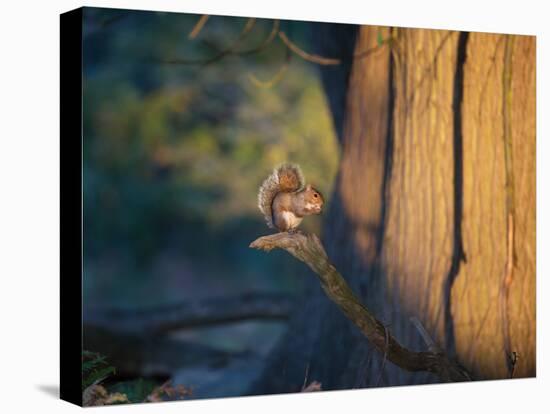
<box><xmin>60</xmin><ymin>6</ymin><xmax>83</xmax><ymax>407</ymax></box>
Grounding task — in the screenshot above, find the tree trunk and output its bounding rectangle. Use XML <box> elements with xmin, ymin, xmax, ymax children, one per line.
<box><xmin>253</xmin><ymin>25</ymin><xmax>535</xmax><ymax>393</ymax></box>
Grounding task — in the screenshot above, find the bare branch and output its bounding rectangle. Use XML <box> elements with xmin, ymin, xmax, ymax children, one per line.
<box><xmin>85</xmin><ymin>292</ymin><xmax>294</xmax><ymax>334</ymax></box>
<box><xmin>163</xmin><ymin>18</ymin><xmax>257</xmax><ymax>66</ymax></box>
<box><xmin>163</xmin><ymin>18</ymin><xmax>392</xmax><ymax>68</ymax></box>
<box><xmin>84</xmin><ymin>324</ymin><xmax>243</xmax><ymax>377</ymax></box>
<box><xmin>185</xmin><ymin>19</ymin><xmax>280</xmax><ymax>58</ymax></box>
<box><xmin>250</xmin><ymin>232</ymin><xmax>473</xmax><ymax>382</ymax></box>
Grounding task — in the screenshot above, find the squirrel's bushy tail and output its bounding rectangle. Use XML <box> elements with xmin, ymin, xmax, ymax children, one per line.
<box><xmin>258</xmin><ymin>163</ymin><xmax>304</xmax><ymax>228</ymax></box>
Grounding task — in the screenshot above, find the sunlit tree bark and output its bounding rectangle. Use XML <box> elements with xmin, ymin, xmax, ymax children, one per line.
<box><xmin>253</xmin><ymin>25</ymin><xmax>535</xmax><ymax>392</ymax></box>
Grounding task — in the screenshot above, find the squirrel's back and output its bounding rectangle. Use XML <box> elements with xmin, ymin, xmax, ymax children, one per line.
<box><xmin>258</xmin><ymin>163</ymin><xmax>304</xmax><ymax>228</ymax></box>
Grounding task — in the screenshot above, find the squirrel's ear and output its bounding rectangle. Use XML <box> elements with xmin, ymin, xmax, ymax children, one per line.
<box><xmin>305</xmin><ymin>183</ymin><xmax>312</xmax><ymax>190</ymax></box>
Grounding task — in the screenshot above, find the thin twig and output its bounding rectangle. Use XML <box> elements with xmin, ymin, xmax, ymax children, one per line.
<box><xmin>188</xmin><ymin>15</ymin><xmax>210</xmax><ymax>39</ymax></box>
<box><xmin>353</xmin><ymin>36</ymin><xmax>394</xmax><ymax>60</ymax></box>
<box><xmin>375</xmin><ymin>325</ymin><xmax>390</xmax><ymax>386</ymax></box>
<box><xmin>355</xmin><ymin>346</ymin><xmax>375</xmax><ymax>388</ymax></box>
<box><xmin>162</xmin><ymin>18</ymin><xmax>256</xmax><ymax>66</ymax></box>
<box><xmin>248</xmin><ymin>44</ymin><xmax>291</xmax><ymax>89</ymax></box>
<box><xmin>237</xmin><ymin>20</ymin><xmax>280</xmax><ymax>55</ymax></box>
<box><xmin>278</xmin><ymin>31</ymin><xmax>341</xmax><ymax>65</ymax></box>
<box><xmin>410</xmin><ymin>317</ymin><xmax>441</xmax><ymax>353</ymax></box>
<box><xmin>301</xmin><ymin>362</ymin><xmax>310</xmax><ymax>390</ymax></box>
<box><xmin>508</xmin><ymin>352</ymin><xmax>518</xmax><ymax>379</ymax></box>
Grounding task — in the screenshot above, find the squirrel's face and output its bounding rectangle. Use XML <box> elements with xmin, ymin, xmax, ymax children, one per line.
<box><xmin>303</xmin><ymin>184</ymin><xmax>324</xmax><ymax>214</ymax></box>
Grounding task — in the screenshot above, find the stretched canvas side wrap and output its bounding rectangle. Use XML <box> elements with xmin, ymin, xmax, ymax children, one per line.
<box><xmin>60</xmin><ymin>5</ymin><xmax>536</xmax><ymax>407</ymax></box>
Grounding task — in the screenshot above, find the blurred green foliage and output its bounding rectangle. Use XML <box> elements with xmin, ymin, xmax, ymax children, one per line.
<box><xmin>82</xmin><ymin>8</ymin><xmax>339</xmax><ymax>307</ymax></box>
<box><xmin>82</xmin><ymin>350</ymin><xmax>116</xmax><ymax>391</ymax></box>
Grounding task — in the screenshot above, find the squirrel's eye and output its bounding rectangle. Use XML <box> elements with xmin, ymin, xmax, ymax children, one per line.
<box><xmin>314</xmin><ymin>194</ymin><xmax>318</xmax><ymax>198</ymax></box>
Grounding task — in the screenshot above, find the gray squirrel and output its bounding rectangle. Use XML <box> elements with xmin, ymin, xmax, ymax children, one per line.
<box><xmin>258</xmin><ymin>163</ymin><xmax>324</xmax><ymax>232</ymax></box>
